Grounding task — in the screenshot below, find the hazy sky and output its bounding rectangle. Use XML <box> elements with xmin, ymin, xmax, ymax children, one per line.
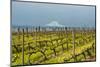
<box><xmin>12</xmin><ymin>1</ymin><xmax>95</xmax><ymax>27</ymax></box>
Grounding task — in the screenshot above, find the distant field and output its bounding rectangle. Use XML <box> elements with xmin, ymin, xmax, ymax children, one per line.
<box><xmin>11</xmin><ymin>27</ymin><xmax>96</xmax><ymax>66</ymax></box>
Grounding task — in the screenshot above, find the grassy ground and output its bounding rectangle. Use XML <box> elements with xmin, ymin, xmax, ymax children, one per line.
<box><xmin>11</xmin><ymin>30</ymin><xmax>96</xmax><ymax>66</ymax></box>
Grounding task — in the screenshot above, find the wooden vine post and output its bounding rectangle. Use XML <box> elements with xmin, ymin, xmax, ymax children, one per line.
<box><xmin>18</xmin><ymin>27</ymin><xmax>20</xmax><ymax>40</ymax></box>
<box><xmin>28</xmin><ymin>43</ymin><xmax>31</xmax><ymax>64</ymax></box>
<box><xmin>26</xmin><ymin>27</ymin><xmax>28</xmax><ymax>37</ymax></box>
<box><xmin>72</xmin><ymin>28</ymin><xmax>76</xmax><ymax>62</ymax></box>
<box><xmin>22</xmin><ymin>28</ymin><xmax>25</xmax><ymax>65</ymax></box>
<box><xmin>65</xmin><ymin>27</ymin><xmax>68</xmax><ymax>50</ymax></box>
<box><xmin>38</xmin><ymin>26</ymin><xmax>40</xmax><ymax>40</ymax></box>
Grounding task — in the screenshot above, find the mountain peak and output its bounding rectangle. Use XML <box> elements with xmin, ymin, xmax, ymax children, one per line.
<box><xmin>45</xmin><ymin>21</ymin><xmax>64</xmax><ymax>27</ymax></box>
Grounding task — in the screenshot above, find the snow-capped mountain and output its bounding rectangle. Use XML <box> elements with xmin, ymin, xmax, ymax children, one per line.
<box><xmin>45</xmin><ymin>21</ymin><xmax>65</xmax><ymax>27</ymax></box>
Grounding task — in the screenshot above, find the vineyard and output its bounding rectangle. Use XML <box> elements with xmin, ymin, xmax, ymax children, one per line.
<box><xmin>11</xmin><ymin>26</ymin><xmax>96</xmax><ymax>66</ymax></box>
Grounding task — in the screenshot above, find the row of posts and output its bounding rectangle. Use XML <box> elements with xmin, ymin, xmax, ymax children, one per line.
<box><xmin>12</xmin><ymin>26</ymin><xmax>95</xmax><ymax>65</ymax></box>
